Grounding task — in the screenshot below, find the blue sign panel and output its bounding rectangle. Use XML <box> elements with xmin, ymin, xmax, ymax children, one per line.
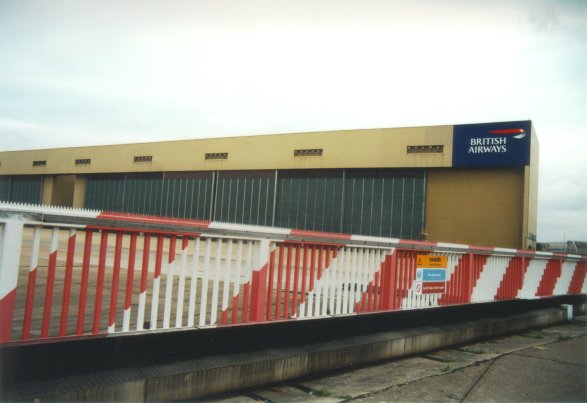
<box><xmin>416</xmin><ymin>268</ymin><xmax>446</xmax><ymax>282</ymax></box>
<box><xmin>423</xmin><ymin>269</ymin><xmax>446</xmax><ymax>282</ymax></box>
<box><xmin>452</xmin><ymin>121</ymin><xmax>532</xmax><ymax>168</ymax></box>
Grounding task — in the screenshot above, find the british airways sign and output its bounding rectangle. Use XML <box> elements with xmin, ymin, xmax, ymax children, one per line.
<box><xmin>452</xmin><ymin>121</ymin><xmax>532</xmax><ymax>168</ymax></box>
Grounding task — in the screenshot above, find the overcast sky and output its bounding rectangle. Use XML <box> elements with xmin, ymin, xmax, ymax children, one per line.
<box><xmin>0</xmin><ymin>0</ymin><xmax>585</xmax><ymax>243</ymax></box>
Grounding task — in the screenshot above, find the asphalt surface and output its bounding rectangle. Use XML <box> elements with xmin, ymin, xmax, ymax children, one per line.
<box><xmin>206</xmin><ymin>315</ymin><xmax>587</xmax><ymax>402</ymax></box>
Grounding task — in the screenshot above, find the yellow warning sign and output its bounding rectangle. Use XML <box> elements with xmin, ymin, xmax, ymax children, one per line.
<box><xmin>416</xmin><ymin>255</ymin><xmax>447</xmax><ymax>268</ymax></box>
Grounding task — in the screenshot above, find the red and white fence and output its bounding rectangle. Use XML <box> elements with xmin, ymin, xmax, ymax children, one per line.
<box><xmin>0</xmin><ymin>202</ymin><xmax>585</xmax><ymax>344</ymax></box>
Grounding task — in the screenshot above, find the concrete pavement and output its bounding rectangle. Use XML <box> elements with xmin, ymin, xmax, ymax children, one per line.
<box><xmin>211</xmin><ymin>315</ymin><xmax>587</xmax><ymax>402</ymax></box>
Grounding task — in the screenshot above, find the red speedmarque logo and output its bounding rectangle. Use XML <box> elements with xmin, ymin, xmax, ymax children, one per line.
<box><xmin>488</xmin><ymin>128</ymin><xmax>527</xmax><ymax>139</ymax></box>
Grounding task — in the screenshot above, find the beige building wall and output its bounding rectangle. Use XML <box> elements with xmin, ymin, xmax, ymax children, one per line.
<box><xmin>72</xmin><ymin>176</ymin><xmax>86</xmax><ymax>208</ymax></box>
<box><xmin>51</xmin><ymin>175</ymin><xmax>76</xmax><ymax>207</ymax></box>
<box><xmin>41</xmin><ymin>176</ymin><xmax>54</xmax><ymax>205</ymax></box>
<box><xmin>0</xmin><ymin>125</ymin><xmax>453</xmax><ymax>175</ymax></box>
<box><xmin>426</xmin><ymin>168</ymin><xmax>525</xmax><ymax>248</ymax></box>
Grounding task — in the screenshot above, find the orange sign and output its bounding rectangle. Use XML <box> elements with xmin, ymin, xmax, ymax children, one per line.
<box><xmin>416</xmin><ymin>255</ymin><xmax>447</xmax><ymax>268</ymax></box>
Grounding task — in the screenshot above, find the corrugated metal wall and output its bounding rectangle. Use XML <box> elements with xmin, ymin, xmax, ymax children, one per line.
<box><xmin>85</xmin><ymin>172</ymin><xmax>214</xmax><ymax>218</ymax></box>
<box><xmin>84</xmin><ymin>169</ymin><xmax>426</xmax><ymax>239</ymax></box>
<box><xmin>275</xmin><ymin>169</ymin><xmax>344</xmax><ymax>232</ymax></box>
<box><xmin>343</xmin><ymin>170</ymin><xmax>425</xmax><ymax>238</ymax></box>
<box><xmin>160</xmin><ymin>172</ymin><xmax>214</xmax><ymax>219</ymax></box>
<box><xmin>214</xmin><ymin>171</ymin><xmax>275</xmax><ymax>226</ymax></box>
<box><xmin>0</xmin><ymin>176</ymin><xmax>43</xmax><ymax>204</ymax></box>
<box><xmin>85</xmin><ymin>174</ymin><xmax>125</xmax><ymax>212</ymax></box>
<box><xmin>0</xmin><ymin>177</ymin><xmax>10</xmax><ymax>201</ymax></box>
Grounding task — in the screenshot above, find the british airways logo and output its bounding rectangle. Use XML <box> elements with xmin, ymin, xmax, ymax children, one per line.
<box><xmin>453</xmin><ymin>121</ymin><xmax>531</xmax><ymax>167</ymax></box>
<box><xmin>468</xmin><ymin>128</ymin><xmax>527</xmax><ymax>154</ymax></box>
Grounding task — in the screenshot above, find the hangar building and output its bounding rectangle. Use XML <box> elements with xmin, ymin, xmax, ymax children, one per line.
<box><xmin>0</xmin><ymin>120</ymin><xmax>538</xmax><ymax>249</ymax></box>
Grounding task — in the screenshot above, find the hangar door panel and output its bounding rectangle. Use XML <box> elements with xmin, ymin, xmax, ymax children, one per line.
<box><xmin>343</xmin><ymin>170</ymin><xmax>425</xmax><ymax>238</ymax></box>
<box><xmin>120</xmin><ymin>173</ymin><xmax>165</xmax><ymax>216</ymax></box>
<box><xmin>85</xmin><ymin>172</ymin><xmax>214</xmax><ymax>220</ymax></box>
<box><xmin>0</xmin><ymin>176</ymin><xmax>43</xmax><ymax>204</ymax></box>
<box><xmin>160</xmin><ymin>172</ymin><xmax>214</xmax><ymax>219</ymax></box>
<box><xmin>0</xmin><ymin>177</ymin><xmax>10</xmax><ymax>201</ymax></box>
<box><xmin>275</xmin><ymin>170</ymin><xmax>343</xmax><ymax>232</ymax></box>
<box><xmin>213</xmin><ymin>171</ymin><xmax>275</xmax><ymax>226</ymax></box>
<box><xmin>85</xmin><ymin>174</ymin><xmax>126</xmax><ymax>212</ymax></box>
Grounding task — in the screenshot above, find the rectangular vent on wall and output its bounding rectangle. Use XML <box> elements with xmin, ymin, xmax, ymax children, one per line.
<box><xmin>33</xmin><ymin>160</ymin><xmax>47</xmax><ymax>166</ymax></box>
<box><xmin>75</xmin><ymin>158</ymin><xmax>91</xmax><ymax>165</ymax></box>
<box><xmin>134</xmin><ymin>155</ymin><xmax>153</xmax><ymax>163</ymax></box>
<box><xmin>407</xmin><ymin>145</ymin><xmax>444</xmax><ymax>154</ymax></box>
<box><xmin>294</xmin><ymin>148</ymin><xmax>323</xmax><ymax>157</ymax></box>
<box><xmin>205</xmin><ymin>152</ymin><xmax>228</xmax><ymax>160</ymax></box>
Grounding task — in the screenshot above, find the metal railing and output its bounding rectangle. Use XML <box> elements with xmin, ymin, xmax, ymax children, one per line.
<box><xmin>1</xmin><ymin>202</ymin><xmax>585</xmax><ymax>344</ymax></box>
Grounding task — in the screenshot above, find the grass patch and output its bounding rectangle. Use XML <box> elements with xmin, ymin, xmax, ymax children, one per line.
<box><xmin>465</xmin><ymin>348</ymin><xmax>487</xmax><ymax>354</ymax></box>
<box><xmin>440</xmin><ymin>364</ymin><xmax>451</xmax><ymax>373</ymax></box>
<box><xmin>308</xmin><ymin>388</ymin><xmax>332</xmax><ymax>397</ymax></box>
<box><xmin>557</xmin><ymin>334</ymin><xmax>572</xmax><ymax>341</ymax></box>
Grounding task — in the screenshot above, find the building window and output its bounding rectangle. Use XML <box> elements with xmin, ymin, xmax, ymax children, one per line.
<box><xmin>294</xmin><ymin>149</ymin><xmax>323</xmax><ymax>157</ymax></box>
<box><xmin>205</xmin><ymin>152</ymin><xmax>228</xmax><ymax>160</ymax></box>
<box><xmin>75</xmin><ymin>158</ymin><xmax>91</xmax><ymax>165</ymax></box>
<box><xmin>133</xmin><ymin>155</ymin><xmax>153</xmax><ymax>163</ymax></box>
<box><xmin>33</xmin><ymin>160</ymin><xmax>47</xmax><ymax>167</ymax></box>
<box><xmin>407</xmin><ymin>145</ymin><xmax>444</xmax><ymax>154</ymax></box>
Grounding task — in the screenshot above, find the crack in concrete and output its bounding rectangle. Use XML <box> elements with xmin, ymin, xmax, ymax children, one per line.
<box><xmin>511</xmin><ymin>351</ymin><xmax>587</xmax><ymax>368</ymax></box>
<box><xmin>342</xmin><ymin>360</ymin><xmax>489</xmax><ymax>402</ymax></box>
<box><xmin>459</xmin><ymin>358</ymin><xmax>496</xmax><ymax>402</ymax></box>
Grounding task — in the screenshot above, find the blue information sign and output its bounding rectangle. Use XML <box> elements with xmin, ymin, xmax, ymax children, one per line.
<box><xmin>416</xmin><ymin>268</ymin><xmax>446</xmax><ymax>282</ymax></box>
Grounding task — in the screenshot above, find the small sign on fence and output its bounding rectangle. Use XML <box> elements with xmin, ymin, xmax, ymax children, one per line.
<box><xmin>414</xmin><ymin>255</ymin><xmax>447</xmax><ymax>295</ymax></box>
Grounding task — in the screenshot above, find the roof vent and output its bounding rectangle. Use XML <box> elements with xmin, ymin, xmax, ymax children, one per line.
<box><xmin>134</xmin><ymin>155</ymin><xmax>153</xmax><ymax>163</ymax></box>
<box><xmin>294</xmin><ymin>148</ymin><xmax>323</xmax><ymax>157</ymax></box>
<box><xmin>407</xmin><ymin>145</ymin><xmax>444</xmax><ymax>154</ymax></box>
<box><xmin>205</xmin><ymin>152</ymin><xmax>228</xmax><ymax>160</ymax></box>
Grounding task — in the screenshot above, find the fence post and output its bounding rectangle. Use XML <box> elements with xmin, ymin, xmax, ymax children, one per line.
<box><xmin>0</xmin><ymin>219</ymin><xmax>25</xmax><ymax>342</ymax></box>
<box><xmin>250</xmin><ymin>239</ymin><xmax>270</xmax><ymax>322</ymax></box>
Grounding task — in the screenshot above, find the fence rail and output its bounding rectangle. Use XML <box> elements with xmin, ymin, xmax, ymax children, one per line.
<box><xmin>1</xmin><ymin>202</ymin><xmax>585</xmax><ymax>344</ymax></box>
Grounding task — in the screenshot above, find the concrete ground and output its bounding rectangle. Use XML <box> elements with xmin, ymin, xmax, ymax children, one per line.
<box><xmin>209</xmin><ymin>315</ymin><xmax>587</xmax><ymax>402</ymax></box>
